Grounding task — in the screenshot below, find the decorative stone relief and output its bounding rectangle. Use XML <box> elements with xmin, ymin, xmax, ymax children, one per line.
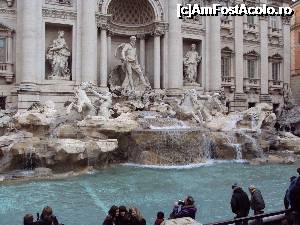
<box><xmin>6</xmin><ymin>0</ymin><xmax>14</xmax><ymax>7</ymax></box>
<box><xmin>46</xmin><ymin>31</ymin><xmax>71</xmax><ymax>80</ymax></box>
<box><xmin>42</xmin><ymin>8</ymin><xmax>77</xmax><ymax>20</ymax></box>
<box><xmin>45</xmin><ymin>0</ymin><xmax>72</xmax><ymax>6</ymax></box>
<box><xmin>108</xmin><ymin>0</ymin><xmax>155</xmax><ymax>25</ymax></box>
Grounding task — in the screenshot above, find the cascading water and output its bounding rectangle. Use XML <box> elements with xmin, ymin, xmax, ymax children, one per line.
<box><xmin>201</xmin><ymin>134</ymin><xmax>213</xmax><ymax>160</ymax></box>
<box><xmin>232</xmin><ymin>144</ymin><xmax>243</xmax><ymax>160</ymax></box>
<box><xmin>24</xmin><ymin>146</ymin><xmax>36</xmax><ymax>170</ymax></box>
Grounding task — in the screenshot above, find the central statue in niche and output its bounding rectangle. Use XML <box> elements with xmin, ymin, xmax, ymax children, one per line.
<box><xmin>46</xmin><ymin>30</ymin><xmax>71</xmax><ymax>80</ymax></box>
<box><xmin>183</xmin><ymin>44</ymin><xmax>201</xmax><ymax>84</ymax></box>
<box><xmin>111</xmin><ymin>36</ymin><xmax>150</xmax><ymax>94</ymax></box>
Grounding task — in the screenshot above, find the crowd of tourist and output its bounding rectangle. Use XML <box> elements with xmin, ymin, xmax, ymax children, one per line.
<box><xmin>23</xmin><ymin>168</ymin><xmax>300</xmax><ymax>225</ymax></box>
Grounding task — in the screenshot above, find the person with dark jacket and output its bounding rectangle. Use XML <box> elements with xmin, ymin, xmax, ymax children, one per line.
<box><xmin>249</xmin><ymin>185</ymin><xmax>265</xmax><ymax>225</ymax></box>
<box><xmin>36</xmin><ymin>206</ymin><xmax>59</xmax><ymax>225</ymax></box>
<box><xmin>103</xmin><ymin>205</ymin><xmax>120</xmax><ymax>225</ymax></box>
<box><xmin>169</xmin><ymin>196</ymin><xmax>197</xmax><ymax>219</ymax></box>
<box><xmin>288</xmin><ymin>176</ymin><xmax>300</xmax><ymax>225</ymax></box>
<box><xmin>116</xmin><ymin>206</ymin><xmax>130</xmax><ymax>225</ymax></box>
<box><xmin>230</xmin><ymin>184</ymin><xmax>250</xmax><ymax>225</ymax></box>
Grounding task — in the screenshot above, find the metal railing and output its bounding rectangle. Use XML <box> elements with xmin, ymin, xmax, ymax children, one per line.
<box><xmin>203</xmin><ymin>209</ymin><xmax>290</xmax><ymax>225</ymax></box>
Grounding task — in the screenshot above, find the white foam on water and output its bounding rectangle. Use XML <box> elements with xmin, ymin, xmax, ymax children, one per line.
<box><xmin>122</xmin><ymin>160</ymin><xmax>248</xmax><ymax>170</ymax></box>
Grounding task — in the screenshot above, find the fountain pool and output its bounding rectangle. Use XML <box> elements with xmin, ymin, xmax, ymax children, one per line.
<box><xmin>0</xmin><ymin>161</ymin><xmax>299</xmax><ymax>225</ymax></box>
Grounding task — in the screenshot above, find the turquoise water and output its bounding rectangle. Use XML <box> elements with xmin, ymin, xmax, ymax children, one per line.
<box><xmin>0</xmin><ymin>161</ymin><xmax>299</xmax><ymax>225</ymax></box>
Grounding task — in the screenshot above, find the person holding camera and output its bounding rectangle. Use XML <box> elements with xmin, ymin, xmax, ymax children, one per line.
<box><xmin>24</xmin><ymin>214</ymin><xmax>36</xmax><ymax>225</ymax></box>
<box><xmin>36</xmin><ymin>206</ymin><xmax>59</xmax><ymax>225</ymax></box>
<box><xmin>169</xmin><ymin>196</ymin><xmax>197</xmax><ymax>219</ymax></box>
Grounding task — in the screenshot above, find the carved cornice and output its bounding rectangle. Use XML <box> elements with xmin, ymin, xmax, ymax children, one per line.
<box><xmin>0</xmin><ymin>22</ymin><xmax>14</xmax><ymax>37</ymax></box>
<box><xmin>152</xmin><ymin>22</ymin><xmax>168</xmax><ymax>36</ymax></box>
<box><xmin>182</xmin><ymin>25</ymin><xmax>205</xmax><ymax>36</ymax></box>
<box><xmin>42</xmin><ymin>8</ymin><xmax>77</xmax><ymax>20</ymax></box>
<box><xmin>96</xmin><ymin>13</ymin><xmax>111</xmax><ymax>30</ymax></box>
<box><xmin>0</xmin><ymin>8</ymin><xmax>16</xmax><ymax>16</ymax></box>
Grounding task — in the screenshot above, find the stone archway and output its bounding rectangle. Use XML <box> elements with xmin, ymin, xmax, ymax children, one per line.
<box><xmin>100</xmin><ymin>0</ymin><xmax>164</xmax><ymax>21</ymax></box>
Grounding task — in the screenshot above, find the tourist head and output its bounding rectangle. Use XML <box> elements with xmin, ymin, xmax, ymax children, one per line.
<box><xmin>119</xmin><ymin>205</ymin><xmax>127</xmax><ymax>216</ymax></box>
<box><xmin>129</xmin><ymin>207</ymin><xmax>143</xmax><ymax>220</ymax></box>
<box><xmin>191</xmin><ymin>44</ymin><xmax>196</xmax><ymax>50</ymax></box>
<box><xmin>248</xmin><ymin>185</ymin><xmax>256</xmax><ymax>192</ymax></box>
<box><xmin>130</xmin><ymin>36</ymin><xmax>137</xmax><ymax>45</ymax></box>
<box><xmin>185</xmin><ymin>195</ymin><xmax>195</xmax><ymax>206</ymax></box>
<box><xmin>108</xmin><ymin>205</ymin><xmax>119</xmax><ymax>217</ymax></box>
<box><xmin>232</xmin><ymin>183</ymin><xmax>239</xmax><ymax>190</ymax></box>
<box><xmin>23</xmin><ymin>214</ymin><xmax>34</xmax><ymax>225</ymax></box>
<box><xmin>157</xmin><ymin>211</ymin><xmax>164</xmax><ymax>219</ymax></box>
<box><xmin>41</xmin><ymin>206</ymin><xmax>53</xmax><ymax>222</ymax></box>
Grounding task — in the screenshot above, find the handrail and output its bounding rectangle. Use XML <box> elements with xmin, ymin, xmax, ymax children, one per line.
<box><xmin>203</xmin><ymin>209</ymin><xmax>290</xmax><ymax>225</ymax></box>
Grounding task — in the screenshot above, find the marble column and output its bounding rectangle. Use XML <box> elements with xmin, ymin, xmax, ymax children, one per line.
<box><xmin>154</xmin><ymin>34</ymin><xmax>161</xmax><ymax>89</ymax></box>
<box><xmin>16</xmin><ymin>0</ymin><xmax>39</xmax><ymax>85</ymax></box>
<box><xmin>100</xmin><ymin>28</ymin><xmax>108</xmax><ymax>87</ymax></box>
<box><xmin>234</xmin><ymin>14</ymin><xmax>244</xmax><ymax>93</ymax></box>
<box><xmin>7</xmin><ymin>36</ymin><xmax>12</xmax><ymax>64</ymax></box>
<box><xmin>259</xmin><ymin>15</ymin><xmax>269</xmax><ymax>95</ymax></box>
<box><xmin>107</xmin><ymin>32</ymin><xmax>112</xmax><ymax>74</ymax></box>
<box><xmin>282</xmin><ymin>16</ymin><xmax>291</xmax><ymax>86</ymax></box>
<box><xmin>209</xmin><ymin>14</ymin><xmax>221</xmax><ymax>91</ymax></box>
<box><xmin>81</xmin><ymin>0</ymin><xmax>98</xmax><ymax>84</ymax></box>
<box><xmin>168</xmin><ymin>0</ymin><xmax>183</xmax><ymax>89</ymax></box>
<box><xmin>139</xmin><ymin>35</ymin><xmax>146</xmax><ymax>71</ymax></box>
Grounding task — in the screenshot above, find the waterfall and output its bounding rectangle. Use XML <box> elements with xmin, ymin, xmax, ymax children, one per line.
<box><xmin>238</xmin><ymin>131</ymin><xmax>265</xmax><ymax>159</ymax></box>
<box><xmin>24</xmin><ymin>146</ymin><xmax>36</xmax><ymax>170</ymax></box>
<box><xmin>202</xmin><ymin>134</ymin><xmax>212</xmax><ymax>160</ymax></box>
<box><xmin>232</xmin><ymin>144</ymin><xmax>243</xmax><ymax>160</ymax></box>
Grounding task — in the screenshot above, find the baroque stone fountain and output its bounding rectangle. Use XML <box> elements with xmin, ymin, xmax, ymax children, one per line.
<box><xmin>0</xmin><ymin>37</ymin><xmax>300</xmax><ymax>180</ymax></box>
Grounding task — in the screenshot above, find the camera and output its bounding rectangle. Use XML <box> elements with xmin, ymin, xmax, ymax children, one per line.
<box><xmin>178</xmin><ymin>200</ymin><xmax>185</xmax><ymax>206</ymax></box>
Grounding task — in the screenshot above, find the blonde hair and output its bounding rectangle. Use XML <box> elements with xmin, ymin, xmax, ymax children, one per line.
<box><xmin>130</xmin><ymin>207</ymin><xmax>144</xmax><ymax>221</ymax></box>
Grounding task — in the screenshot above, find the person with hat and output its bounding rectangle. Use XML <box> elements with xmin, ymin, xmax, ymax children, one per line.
<box><xmin>230</xmin><ymin>183</ymin><xmax>250</xmax><ymax>225</ymax></box>
<box><xmin>248</xmin><ymin>185</ymin><xmax>265</xmax><ymax>225</ymax></box>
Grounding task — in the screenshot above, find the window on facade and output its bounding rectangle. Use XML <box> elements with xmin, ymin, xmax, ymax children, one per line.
<box><xmin>221</xmin><ymin>57</ymin><xmax>230</xmax><ymax>77</ymax></box>
<box><xmin>247</xmin><ymin>60</ymin><xmax>256</xmax><ymax>79</ymax></box>
<box><xmin>270</xmin><ymin>16</ymin><xmax>278</xmax><ymax>29</ymax></box>
<box><xmin>272</xmin><ymin>62</ymin><xmax>280</xmax><ymax>81</ymax></box>
<box><xmin>247</xmin><ymin>16</ymin><xmax>255</xmax><ymax>25</ymax></box>
<box><xmin>0</xmin><ymin>38</ymin><xmax>6</xmax><ymax>63</ymax></box>
<box><xmin>0</xmin><ymin>97</ymin><xmax>6</xmax><ymax>110</ymax></box>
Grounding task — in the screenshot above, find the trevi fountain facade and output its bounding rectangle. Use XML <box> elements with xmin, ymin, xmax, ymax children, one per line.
<box><xmin>0</xmin><ymin>0</ymin><xmax>299</xmax><ymax>180</ymax></box>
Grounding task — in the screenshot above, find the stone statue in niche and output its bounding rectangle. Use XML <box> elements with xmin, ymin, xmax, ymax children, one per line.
<box><xmin>183</xmin><ymin>44</ymin><xmax>201</xmax><ymax>84</ymax></box>
<box><xmin>46</xmin><ymin>31</ymin><xmax>71</xmax><ymax>80</ymax></box>
<box><xmin>113</xmin><ymin>36</ymin><xmax>151</xmax><ymax>94</ymax></box>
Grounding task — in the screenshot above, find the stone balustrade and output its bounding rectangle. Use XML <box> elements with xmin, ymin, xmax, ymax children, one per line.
<box><xmin>221</xmin><ymin>76</ymin><xmax>235</xmax><ymax>92</ymax></box>
<box><xmin>243</xmin><ymin>78</ymin><xmax>261</xmax><ymax>93</ymax></box>
<box><xmin>0</xmin><ymin>62</ymin><xmax>14</xmax><ymax>84</ymax></box>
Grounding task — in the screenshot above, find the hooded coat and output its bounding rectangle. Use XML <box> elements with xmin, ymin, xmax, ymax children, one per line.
<box><xmin>288</xmin><ymin>176</ymin><xmax>300</xmax><ymax>212</ymax></box>
<box><xmin>170</xmin><ymin>205</ymin><xmax>197</xmax><ymax>219</ymax></box>
<box><xmin>250</xmin><ymin>189</ymin><xmax>265</xmax><ymax>212</ymax></box>
<box><xmin>231</xmin><ymin>187</ymin><xmax>250</xmax><ymax>217</ymax></box>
